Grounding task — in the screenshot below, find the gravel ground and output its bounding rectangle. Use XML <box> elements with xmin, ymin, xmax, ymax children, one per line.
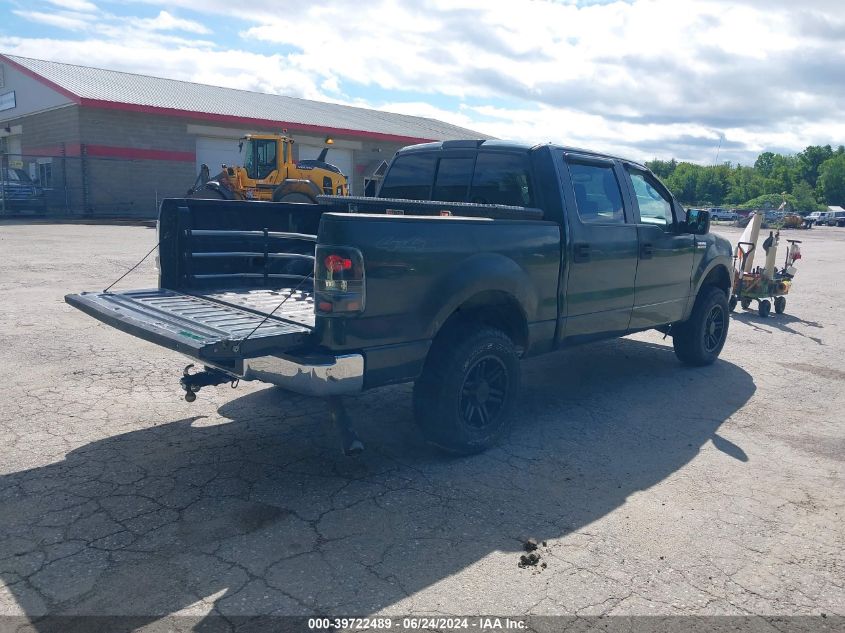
<box><xmin>0</xmin><ymin>220</ymin><xmax>842</xmax><ymax>629</ymax></box>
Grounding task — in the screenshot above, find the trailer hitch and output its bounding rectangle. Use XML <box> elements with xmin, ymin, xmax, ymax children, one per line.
<box><xmin>180</xmin><ymin>364</ymin><xmax>237</xmax><ymax>402</ymax></box>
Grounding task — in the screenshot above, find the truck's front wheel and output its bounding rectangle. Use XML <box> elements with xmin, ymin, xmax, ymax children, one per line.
<box><xmin>672</xmin><ymin>286</ymin><xmax>729</xmax><ymax>366</ymax></box>
<box><xmin>413</xmin><ymin>326</ymin><xmax>520</xmax><ymax>455</ymax></box>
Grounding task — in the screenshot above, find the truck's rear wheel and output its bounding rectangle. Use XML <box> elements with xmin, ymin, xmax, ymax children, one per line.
<box><xmin>672</xmin><ymin>286</ymin><xmax>729</xmax><ymax>366</ymax></box>
<box><xmin>413</xmin><ymin>325</ymin><xmax>520</xmax><ymax>455</ymax></box>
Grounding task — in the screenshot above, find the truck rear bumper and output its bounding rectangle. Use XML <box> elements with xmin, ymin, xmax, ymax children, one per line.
<box><xmin>239</xmin><ymin>353</ymin><xmax>364</xmax><ymax>396</ymax></box>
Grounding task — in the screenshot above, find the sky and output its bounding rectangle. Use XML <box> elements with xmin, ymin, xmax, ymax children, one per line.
<box><xmin>1</xmin><ymin>0</ymin><xmax>843</xmax><ymax>165</ymax></box>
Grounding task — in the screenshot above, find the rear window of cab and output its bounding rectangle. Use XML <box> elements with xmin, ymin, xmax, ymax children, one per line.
<box><xmin>379</xmin><ymin>151</ymin><xmax>534</xmax><ymax>207</ymax></box>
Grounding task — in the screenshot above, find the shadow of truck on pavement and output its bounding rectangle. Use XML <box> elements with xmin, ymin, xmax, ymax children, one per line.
<box><xmin>0</xmin><ymin>337</ymin><xmax>755</xmax><ymax>630</ymax></box>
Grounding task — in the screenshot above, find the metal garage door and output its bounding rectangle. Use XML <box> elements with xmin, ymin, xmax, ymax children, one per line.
<box><xmin>196</xmin><ymin>136</ymin><xmax>241</xmax><ymax>173</ymax></box>
<box><xmin>298</xmin><ymin>145</ymin><xmax>354</xmax><ymax>194</ymax></box>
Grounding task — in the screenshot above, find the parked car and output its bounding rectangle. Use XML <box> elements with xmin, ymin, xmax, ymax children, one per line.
<box><xmin>0</xmin><ymin>167</ymin><xmax>44</xmax><ymax>210</ymax></box>
<box><xmin>66</xmin><ymin>140</ymin><xmax>734</xmax><ymax>455</ymax></box>
<box><xmin>826</xmin><ymin>210</ymin><xmax>845</xmax><ymax>227</ymax></box>
<box><xmin>708</xmin><ymin>207</ymin><xmax>738</xmax><ymax>221</ymax></box>
<box><xmin>806</xmin><ymin>211</ymin><xmax>824</xmax><ymax>226</ymax></box>
<box><xmin>815</xmin><ymin>211</ymin><xmax>831</xmax><ymax>225</ymax></box>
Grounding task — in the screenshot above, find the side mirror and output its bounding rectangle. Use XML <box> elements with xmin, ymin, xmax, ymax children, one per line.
<box><xmin>685</xmin><ymin>208</ymin><xmax>710</xmax><ymax>234</ymax></box>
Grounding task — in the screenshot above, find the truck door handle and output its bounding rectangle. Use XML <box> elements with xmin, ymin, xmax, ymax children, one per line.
<box><xmin>573</xmin><ymin>242</ymin><xmax>591</xmax><ymax>263</ymax></box>
<box><xmin>640</xmin><ymin>243</ymin><xmax>654</xmax><ymax>259</ymax></box>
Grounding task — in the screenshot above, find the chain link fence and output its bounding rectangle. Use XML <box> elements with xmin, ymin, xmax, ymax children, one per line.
<box><xmin>0</xmin><ymin>151</ymin><xmax>189</xmax><ymax>218</ymax></box>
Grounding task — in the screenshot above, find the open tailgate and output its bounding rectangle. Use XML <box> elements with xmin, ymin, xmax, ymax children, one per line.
<box><xmin>65</xmin><ymin>289</ymin><xmax>311</xmax><ymax>363</ymax></box>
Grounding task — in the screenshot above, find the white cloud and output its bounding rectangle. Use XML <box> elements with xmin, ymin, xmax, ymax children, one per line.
<box><xmin>45</xmin><ymin>0</ymin><xmax>98</xmax><ymax>12</ymax></box>
<box><xmin>4</xmin><ymin>0</ymin><xmax>844</xmax><ymax>163</ymax></box>
<box><xmin>11</xmin><ymin>10</ymin><xmax>91</xmax><ymax>31</ymax></box>
<box><xmin>0</xmin><ymin>36</ymin><xmax>326</xmax><ymax>100</ymax></box>
<box><xmin>132</xmin><ymin>10</ymin><xmax>210</xmax><ymax>34</ymax></box>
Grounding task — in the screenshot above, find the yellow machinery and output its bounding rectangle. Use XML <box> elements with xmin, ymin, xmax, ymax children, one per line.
<box><xmin>188</xmin><ymin>133</ymin><xmax>349</xmax><ymax>203</ymax></box>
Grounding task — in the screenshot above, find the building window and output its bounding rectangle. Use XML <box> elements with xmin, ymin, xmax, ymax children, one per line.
<box><xmin>0</xmin><ymin>91</ymin><xmax>15</xmax><ymax>112</ymax></box>
<box><xmin>39</xmin><ymin>162</ymin><xmax>53</xmax><ymax>188</ymax></box>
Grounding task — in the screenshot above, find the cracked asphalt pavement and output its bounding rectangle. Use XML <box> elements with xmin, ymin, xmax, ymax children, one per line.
<box><xmin>0</xmin><ymin>220</ymin><xmax>843</xmax><ymax>628</ymax></box>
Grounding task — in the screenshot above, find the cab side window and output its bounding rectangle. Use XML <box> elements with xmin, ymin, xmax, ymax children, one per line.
<box><xmin>627</xmin><ymin>169</ymin><xmax>674</xmax><ymax>228</ymax></box>
<box><xmin>432</xmin><ymin>157</ymin><xmax>474</xmax><ymax>202</ymax></box>
<box><xmin>470</xmin><ymin>153</ymin><xmax>534</xmax><ymax>207</ymax></box>
<box><xmin>567</xmin><ymin>162</ymin><xmax>625</xmax><ymax>224</ymax></box>
<box><xmin>379</xmin><ymin>153</ymin><xmax>437</xmax><ymax>199</ymax></box>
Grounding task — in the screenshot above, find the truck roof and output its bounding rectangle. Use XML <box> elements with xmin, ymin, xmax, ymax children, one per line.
<box><xmin>395</xmin><ymin>139</ymin><xmax>646</xmax><ymax>169</ymax></box>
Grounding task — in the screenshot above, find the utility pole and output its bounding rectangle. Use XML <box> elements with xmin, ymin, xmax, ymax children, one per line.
<box><xmin>713</xmin><ymin>134</ymin><xmax>723</xmax><ymax>166</ymax></box>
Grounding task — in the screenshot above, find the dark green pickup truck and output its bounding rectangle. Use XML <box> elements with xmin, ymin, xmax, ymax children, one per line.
<box><xmin>67</xmin><ymin>140</ymin><xmax>733</xmax><ymax>454</ymax></box>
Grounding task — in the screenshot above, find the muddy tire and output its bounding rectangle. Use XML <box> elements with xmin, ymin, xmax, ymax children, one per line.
<box><xmin>740</xmin><ymin>297</ymin><xmax>751</xmax><ymax>310</ymax></box>
<box><xmin>759</xmin><ymin>299</ymin><xmax>771</xmax><ymax>318</ymax></box>
<box><xmin>413</xmin><ymin>324</ymin><xmax>520</xmax><ymax>455</ymax></box>
<box><xmin>728</xmin><ymin>295</ymin><xmax>737</xmax><ymax>312</ymax></box>
<box><xmin>672</xmin><ymin>286</ymin><xmax>730</xmax><ymax>366</ymax></box>
<box><xmin>774</xmin><ymin>296</ymin><xmax>786</xmax><ymax>314</ymax></box>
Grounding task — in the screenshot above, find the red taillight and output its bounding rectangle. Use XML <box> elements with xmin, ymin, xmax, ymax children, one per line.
<box><xmin>315</xmin><ymin>245</ymin><xmax>365</xmax><ymax>315</ymax></box>
<box><xmin>324</xmin><ymin>254</ymin><xmax>352</xmax><ymax>273</ymax></box>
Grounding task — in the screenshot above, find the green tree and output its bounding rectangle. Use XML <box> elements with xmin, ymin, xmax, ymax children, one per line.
<box><xmin>725</xmin><ymin>165</ymin><xmax>766</xmax><ymax>205</ymax></box>
<box><xmin>665</xmin><ymin>162</ymin><xmax>700</xmax><ymax>204</ymax></box>
<box><xmin>754</xmin><ymin>152</ymin><xmax>776</xmax><ymax>178</ymax></box>
<box><xmin>645</xmin><ymin>158</ymin><xmax>677</xmax><ymax>180</ymax></box>
<box><xmin>696</xmin><ymin>169</ymin><xmax>725</xmax><ymax>205</ymax></box>
<box><xmin>791</xmin><ymin>180</ymin><xmax>824</xmax><ymax>213</ymax></box>
<box><xmin>797</xmin><ymin>145</ymin><xmax>834</xmax><ymax>188</ymax></box>
<box><xmin>736</xmin><ymin>193</ymin><xmax>797</xmax><ymax>210</ymax></box>
<box><xmin>817</xmin><ymin>154</ymin><xmax>845</xmax><ymax>205</ymax></box>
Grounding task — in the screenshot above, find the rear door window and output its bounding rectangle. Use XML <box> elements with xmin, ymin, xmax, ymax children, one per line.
<box><xmin>567</xmin><ymin>161</ymin><xmax>625</xmax><ymax>224</ymax></box>
<box><xmin>379</xmin><ymin>153</ymin><xmax>437</xmax><ymax>199</ymax></box>
<box><xmin>432</xmin><ymin>157</ymin><xmax>474</xmax><ymax>202</ymax></box>
<box><xmin>469</xmin><ymin>153</ymin><xmax>534</xmax><ymax>206</ymax></box>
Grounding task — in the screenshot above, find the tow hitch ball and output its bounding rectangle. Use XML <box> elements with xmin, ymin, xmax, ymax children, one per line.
<box><xmin>180</xmin><ymin>364</ymin><xmax>237</xmax><ymax>402</ymax></box>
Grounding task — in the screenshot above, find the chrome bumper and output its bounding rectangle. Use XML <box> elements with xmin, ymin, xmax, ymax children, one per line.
<box><xmin>239</xmin><ymin>353</ymin><xmax>364</xmax><ymax>396</ymax></box>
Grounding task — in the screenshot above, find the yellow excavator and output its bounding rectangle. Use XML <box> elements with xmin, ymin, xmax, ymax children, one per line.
<box><xmin>188</xmin><ymin>133</ymin><xmax>349</xmax><ymax>203</ymax></box>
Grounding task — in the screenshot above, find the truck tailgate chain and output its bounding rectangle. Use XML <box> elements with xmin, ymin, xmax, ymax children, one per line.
<box><xmin>232</xmin><ymin>271</ymin><xmax>314</xmax><ymax>353</ymax></box>
<box><xmin>103</xmin><ymin>241</ymin><xmax>160</xmax><ymax>293</ymax></box>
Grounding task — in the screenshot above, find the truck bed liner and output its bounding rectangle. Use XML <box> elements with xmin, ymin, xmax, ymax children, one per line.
<box><xmin>65</xmin><ymin>288</ymin><xmax>312</xmax><ymax>363</ymax></box>
<box><xmin>196</xmin><ymin>288</ymin><xmax>315</xmax><ymax>327</ymax></box>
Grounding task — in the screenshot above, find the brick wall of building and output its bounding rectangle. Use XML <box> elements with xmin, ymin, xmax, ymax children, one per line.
<box><xmin>12</xmin><ymin>105</ymin><xmax>85</xmax><ymax>213</ymax></box>
<box><xmin>5</xmin><ymin>103</ymin><xmax>420</xmax><ymax>216</ymax></box>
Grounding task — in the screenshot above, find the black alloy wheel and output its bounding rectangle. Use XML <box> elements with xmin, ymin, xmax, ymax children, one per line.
<box><xmin>459</xmin><ymin>355</ymin><xmax>509</xmax><ymax>431</ymax></box>
<box><xmin>703</xmin><ymin>304</ymin><xmax>726</xmax><ymax>354</ymax></box>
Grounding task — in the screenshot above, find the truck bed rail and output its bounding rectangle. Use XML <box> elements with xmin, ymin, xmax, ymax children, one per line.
<box><xmin>317</xmin><ymin>195</ymin><xmax>544</xmax><ymax>221</ymax></box>
<box><xmin>180</xmin><ymin>226</ymin><xmax>316</xmax><ymax>288</ymax></box>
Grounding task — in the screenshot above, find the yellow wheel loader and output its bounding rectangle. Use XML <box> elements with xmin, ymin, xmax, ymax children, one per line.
<box><xmin>188</xmin><ymin>133</ymin><xmax>349</xmax><ymax>203</ymax></box>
